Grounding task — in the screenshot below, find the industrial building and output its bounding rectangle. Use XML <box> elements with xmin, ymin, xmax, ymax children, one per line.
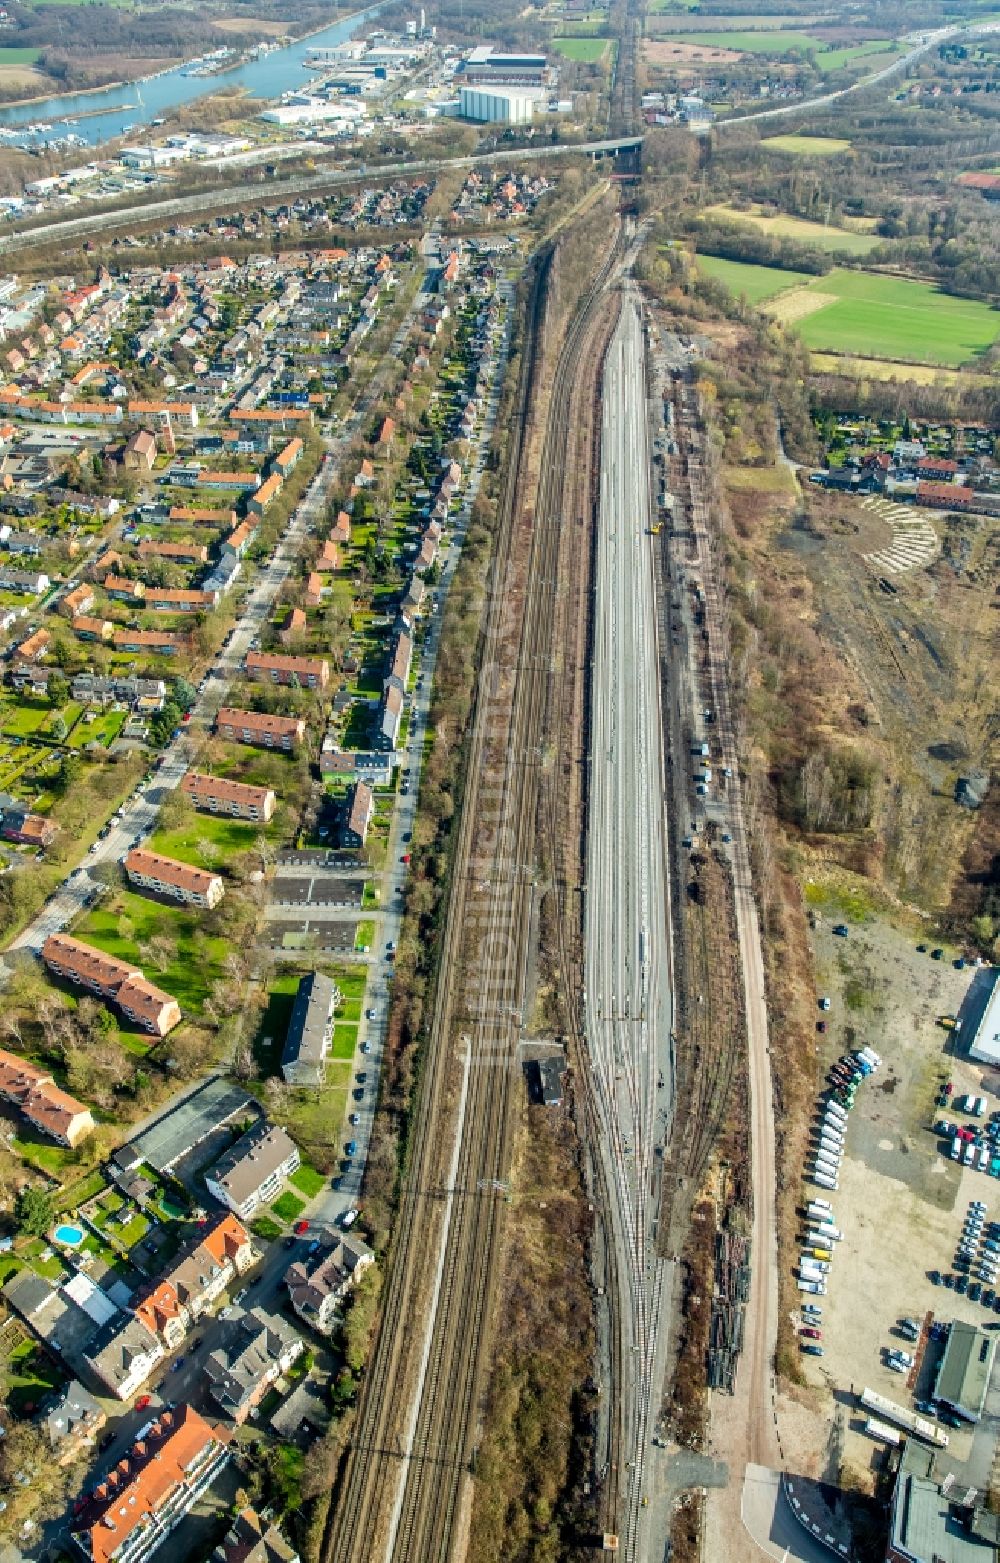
<box><xmin>461</xmin><ymin>46</ymin><xmax>550</xmax><ymax>87</ymax></box>
<box><xmin>458</xmin><ymin>86</ymin><xmax>535</xmax><ymax>125</ymax></box>
<box><xmin>932</xmin><ymin>1320</ymin><xmax>996</xmax><ymax>1423</ymax></box>
<box><xmin>964</xmin><ymin>967</ymin><xmax>1000</xmax><ymax>1066</ymax></box>
<box><xmin>887</xmin><ymin>1442</ymin><xmax>1000</xmax><ymax>1563</ymax></box>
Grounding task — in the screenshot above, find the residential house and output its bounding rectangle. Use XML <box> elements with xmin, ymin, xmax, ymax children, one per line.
<box><xmin>132</xmin><ymin>1279</ymin><xmax>187</xmax><ymax>1352</ymax></box>
<box><xmin>14</xmin><ymin>627</ymin><xmax>50</xmax><ymax>663</ymax></box>
<box><xmin>318</xmin><ymin>539</ymin><xmax>338</xmax><ymax>569</ymax></box>
<box><xmin>246</xmin><ymin>650</ymin><xmax>329</xmax><ymax>690</ymax></box>
<box><xmin>63</xmin><ymin>582</ymin><xmax>95</xmax><ymax>618</ymax></box>
<box><xmin>331</xmin><ymin>510</ymin><xmax>350</xmax><ymax>546</ymax></box>
<box><xmin>84</xmin><ymin>1313</ymin><xmax>165</xmax><ymax>1401</ymax></box>
<box><xmin>279</xmin><ymin>606</ymin><xmax>306</xmax><ymax>646</ymax></box>
<box><xmin>46</xmin><ymin>1380</ymin><xmax>106</xmax><ymax>1467</ymax></box>
<box><xmin>124</xmin><ymin>429</ymin><xmax>157</xmax><ymax>472</ymax></box>
<box><xmin>42</xmin><ymin>933</ymin><xmax>181</xmax><ymax>1036</ymax></box>
<box><xmin>917</xmin><ymin>480</ymin><xmax>975</xmax><ymax>510</ymax></box>
<box><xmin>273</xmin><ymin>437</ymin><xmax>303</xmax><ymax>478</ymax></box>
<box><xmin>342</xmin><ymin>780</ymin><xmax>373</xmax><ymax>848</ymax></box>
<box><xmin>0</xmin><ymin>1046</ymin><xmax>94</xmax><ymax>1147</ymax></box>
<box><xmin>285</xmin><ymin>1232</ymin><xmax>374</xmax><ymax>1335</ymax></box>
<box><xmin>170</xmin><ymin>506</ymin><xmax>238</xmax><ymax>527</ymax></box>
<box><xmin>304</xmin><ymin>571</ymin><xmax>323</xmax><ymax>607</ymax></box>
<box><xmin>222</xmin><ymin>519</ymin><xmax>255</xmax><ymax>558</ymax></box>
<box><xmin>205</xmin><ymin>1122</ymin><xmax>300</xmax><ymax>1220</ymax></box>
<box><xmin>216</xmin><ymin>707</ymin><xmax>305</xmax><ymax>752</ymax></box>
<box><xmin>917</xmin><ymin>456</ymin><xmax>960</xmax><ymax>482</ymax></box>
<box><xmin>124</xmin><ymin>847</ymin><xmax>225</xmax><ymax>909</ymax></box>
<box><xmin>377</xmin><ymin>415</ymin><xmax>395</xmax><ymax>446</ymax></box>
<box><xmin>70</xmin><ymin>1406</ymin><xmax>230</xmax><ymax>1560</ymax></box>
<box><xmin>132</xmin><ymin>1213</ymin><xmax>255</xmax><ymax>1347</ymax></box>
<box><xmin>385</xmin><ymin>631</ymin><xmax>411</xmax><ymax>696</ymax></box>
<box><xmin>1</xmin><ymin>810</ymin><xmax>58</xmax><ymax>848</ymax></box>
<box><xmin>213</xmin><ymin>1508</ymin><xmax>299</xmax><ymax>1563</ymax></box>
<box><xmin>204</xmin><ymin>1307</ymin><xmax>304</xmax><ymax>1425</ymax></box>
<box><xmin>281</xmin><ymin>972</ymin><xmax>340</xmax><ymax>1086</ymax></box>
<box><xmin>181</xmin><ymin>770</ymin><xmax>276</xmax><ymax>823</ymax></box>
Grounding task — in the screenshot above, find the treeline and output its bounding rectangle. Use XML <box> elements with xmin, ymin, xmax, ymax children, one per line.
<box><xmin>809</xmin><ymin>372</ymin><xmax>1000</xmax><ymax>426</ymax></box>
<box><xmin>692</xmin><ymin>217</ymin><xmax>836</xmax><ymax>275</ymax></box>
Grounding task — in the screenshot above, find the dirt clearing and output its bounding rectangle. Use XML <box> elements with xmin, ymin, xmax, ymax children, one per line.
<box><xmin>644</xmin><ymin>38</ymin><xmax>745</xmax><ymax>64</ymax></box>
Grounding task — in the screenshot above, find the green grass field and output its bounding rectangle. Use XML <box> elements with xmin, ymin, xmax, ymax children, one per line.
<box><xmin>667</xmin><ymin>28</ymin><xmax>821</xmax><ymax>51</ymax></box>
<box><xmin>703</xmin><ymin>203</ymin><xmax>881</xmax><ymax>255</ymax></box>
<box><xmin>74</xmin><ymin>891</ymin><xmax>228</xmax><ymax>1015</ymax></box>
<box><xmin>0</xmin><ymin>47</ymin><xmax>41</xmax><ymax>62</ymax></box>
<box><xmin>768</xmin><ymin>269</ymin><xmax>1000</xmax><ymax>366</ymax></box>
<box><xmin>552</xmin><ymin>35</ymin><xmax>612</xmax><ymax>60</ymax></box>
<box><xmin>761</xmin><ymin>133</ymin><xmax>852</xmax><ymax>156</ymax></box>
<box><xmin>150</xmin><ymin>811</ymin><xmax>262</xmax><ymax>862</ymax></box>
<box><xmin>816</xmin><ymin>40</ymin><xmax>901</xmax><ymax>71</ymax></box>
<box><xmin>696</xmin><ymin>254</ymin><xmax>812</xmax><ymax>302</ymax></box>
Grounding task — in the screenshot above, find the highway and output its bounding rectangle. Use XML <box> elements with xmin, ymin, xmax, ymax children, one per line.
<box><xmin>585</xmin><ymin>292</ymin><xmax>674</xmax><ymax>1560</ymax></box>
<box><xmin>0</xmin><ymin>137</ymin><xmax>643</xmax><ymax>256</ymax></box>
<box><xmin>719</xmin><ymin>20</ymin><xmax>1000</xmax><ymax>126</ymax></box>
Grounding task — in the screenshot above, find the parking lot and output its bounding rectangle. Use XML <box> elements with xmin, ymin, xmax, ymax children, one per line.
<box><xmin>777</xmin><ymin>898</ymin><xmax>996</xmax><ymax>1491</ymax></box>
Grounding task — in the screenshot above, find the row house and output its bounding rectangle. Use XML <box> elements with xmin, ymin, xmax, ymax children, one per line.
<box><xmin>385</xmin><ymin>630</ymin><xmax>411</xmax><ymax>697</ymax></box>
<box><xmin>273</xmin><ymin>436</ymin><xmax>303</xmax><ymax>478</ymax></box>
<box><xmin>376</xmin><ymin>683</ymin><xmax>403</xmax><ymax>751</ymax></box>
<box><xmin>0</xmin><ymin>564</ymin><xmax>47</xmax><ymax>594</ymax></box>
<box><xmin>222</xmin><ymin>519</ymin><xmax>255</xmax><ymax>558</ymax></box>
<box><xmin>181</xmin><ymin>770</ymin><xmax>276</xmax><ymax>823</ymax></box>
<box><xmin>113</xmin><ymin>628</ymin><xmax>188</xmax><ymax>656</ymax></box>
<box><xmin>246</xmin><ymin>650</ymin><xmax>330</xmax><ymax>690</ymax></box>
<box><xmin>0</xmin><ymin>1046</ymin><xmax>94</xmax><ymax>1147</ymax></box>
<box><xmin>343</xmin><ymin>780</ymin><xmax>373</xmax><ymax>849</ymax></box>
<box><xmin>216</xmin><ymin>707</ymin><xmax>305</xmax><ymax>751</ymax></box>
<box><xmin>146</xmin><ymin>586</ymin><xmax>219</xmax><ymax>612</ymax></box>
<box><xmin>105</xmin><ymin>574</ymin><xmax>146</xmax><ymax>603</ymax></box>
<box><xmin>84</xmin><ymin>1314</ymin><xmax>164</xmax><ymax>1403</ymax></box>
<box><xmin>128</xmin><ymin>399</ymin><xmax>199</xmax><ymax>428</ymax></box>
<box><xmin>42</xmin><ymin>932</ymin><xmax>181</xmax><ymax>1035</ymax></box>
<box><xmin>124</xmin><ymin>847</ymin><xmax>225</xmax><ymax>909</ymax></box>
<box><xmin>247</xmin><ymin>471</ymin><xmax>283</xmax><ymax>517</ymax></box>
<box><xmin>132</xmin><ymin>1213</ymin><xmax>255</xmax><ymax>1349</ymax></box>
<box><xmin>196</xmin><ymin>469</ymin><xmax>261</xmax><ymax>491</ymax></box>
<box><xmin>73</xmin><ymin>615</ymin><xmax>114</xmax><ymax>643</ymax></box>
<box><xmin>231</xmin><ymin>407</ymin><xmax>314</xmax><ymax>433</ymax></box>
<box><xmin>70</xmin><ymin>1406</ymin><xmax>231</xmax><ymax>1555</ymax></box>
<box><xmin>204</xmin><ymin>1309</ymin><xmax>303</xmax><ymax>1425</ymax></box>
<box><xmin>138</xmin><ymin>539</ymin><xmax>208</xmax><ymax>565</ymax></box>
<box><xmin>71</xmin><ymin>673</ymin><xmax>166</xmax><ymax>708</ymax></box>
<box><xmin>14</xmin><ymin>627</ymin><xmax>50</xmax><ymax>663</ymax></box>
<box><xmin>63</xmin><ymin>582</ymin><xmax>95</xmax><ymax>617</ymax></box>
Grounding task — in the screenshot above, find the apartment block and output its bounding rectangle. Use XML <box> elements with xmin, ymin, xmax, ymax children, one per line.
<box><xmin>215</xmin><ymin>707</ymin><xmax>305</xmax><ymax>752</ymax></box>
<box><xmin>245</xmin><ymin>650</ymin><xmax>329</xmax><ymax>690</ymax></box>
<box><xmin>181</xmin><ymin>770</ymin><xmax>276</xmax><ymax>822</ymax></box>
<box><xmin>124</xmin><ymin>848</ymin><xmax>225</xmax><ymax>909</ymax></box>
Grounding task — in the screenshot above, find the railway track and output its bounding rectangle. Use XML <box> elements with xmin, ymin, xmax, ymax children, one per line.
<box><xmin>323</xmin><ymin>227</ymin><xmax>623</xmax><ymax>1563</ymax></box>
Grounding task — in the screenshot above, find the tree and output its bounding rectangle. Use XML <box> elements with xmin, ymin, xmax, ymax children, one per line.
<box><xmin>14</xmin><ymin>1186</ymin><xmax>54</xmax><ymax>1237</ymax></box>
<box><xmin>51</xmin><ymin>715</ymin><xmax>67</xmax><ymax>742</ymax></box>
<box><xmin>52</xmin><ymin>753</ymin><xmax>81</xmax><ymax>795</ymax></box>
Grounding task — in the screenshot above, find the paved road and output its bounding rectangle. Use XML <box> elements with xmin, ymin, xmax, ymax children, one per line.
<box><xmin>0</xmin><ymin>139</ymin><xmax>643</xmax><ymax>256</ymax></box>
<box><xmin>720</xmin><ymin>20</ymin><xmax>1000</xmax><ymax>126</ymax></box>
<box><xmin>585</xmin><ymin>291</ymin><xmax>674</xmax><ymax>1561</ymax></box>
<box><xmin>306</xmin><ymin>279</ymin><xmax>515</xmax><ymax>1227</ymax></box>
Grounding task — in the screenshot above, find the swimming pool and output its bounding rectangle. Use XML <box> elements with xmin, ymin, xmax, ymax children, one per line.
<box><xmin>53</xmin><ymin>1224</ymin><xmax>84</xmax><ymax>1247</ymax></box>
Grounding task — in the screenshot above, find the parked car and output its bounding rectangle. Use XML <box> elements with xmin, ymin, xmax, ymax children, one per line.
<box><xmin>800</xmin><ymin>1327</ymin><xmax>821</xmax><ymax>1340</ymax></box>
<box><xmin>294</xmin><ymin>1219</ymin><xmax>309</xmax><ymax>1235</ymax></box>
<box><xmin>832</xmin><ymin>924</ymin><xmax>849</xmax><ymax>937</ymax></box>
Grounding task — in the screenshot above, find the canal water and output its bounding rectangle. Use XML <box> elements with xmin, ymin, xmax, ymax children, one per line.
<box><xmin>0</xmin><ymin>3</ymin><xmax>379</xmax><ymax>147</ymax></box>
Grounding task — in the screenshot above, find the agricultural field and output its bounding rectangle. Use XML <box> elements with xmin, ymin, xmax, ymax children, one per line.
<box><xmin>661</xmin><ymin>27</ymin><xmax>822</xmax><ymax>50</ymax></box>
<box><xmin>0</xmin><ymin>47</ymin><xmax>41</xmax><ymax>62</ymax></box>
<box><xmin>702</xmin><ymin>203</ymin><xmax>882</xmax><ymax>255</ymax></box>
<box><xmin>809</xmin><ymin>352</ymin><xmax>994</xmax><ymax>387</ymax></box>
<box><xmin>765</xmin><ymin>269</ymin><xmax>1000</xmax><ymax>367</ymax></box>
<box><xmin>696</xmin><ymin>254</ymin><xmax>812</xmax><ymax>303</ymax></box>
<box><xmin>552</xmin><ymin>35</ymin><xmax>613</xmax><ymax>60</ymax></box>
<box><xmin>761</xmin><ymin>133</ymin><xmax>853</xmax><ymax>156</ymax></box>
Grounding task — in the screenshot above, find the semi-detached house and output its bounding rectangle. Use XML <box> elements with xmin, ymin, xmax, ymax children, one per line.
<box><xmin>0</xmin><ymin>1046</ymin><xmax>94</xmax><ymax>1147</ymax></box>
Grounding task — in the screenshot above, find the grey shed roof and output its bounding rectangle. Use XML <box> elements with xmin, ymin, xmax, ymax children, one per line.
<box><xmin>891</xmin><ymin>1474</ymin><xmax>999</xmax><ymax>1563</ymax></box>
<box><xmin>933</xmin><ymin>1321</ymin><xmax>995</xmax><ymax>1419</ymax></box>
